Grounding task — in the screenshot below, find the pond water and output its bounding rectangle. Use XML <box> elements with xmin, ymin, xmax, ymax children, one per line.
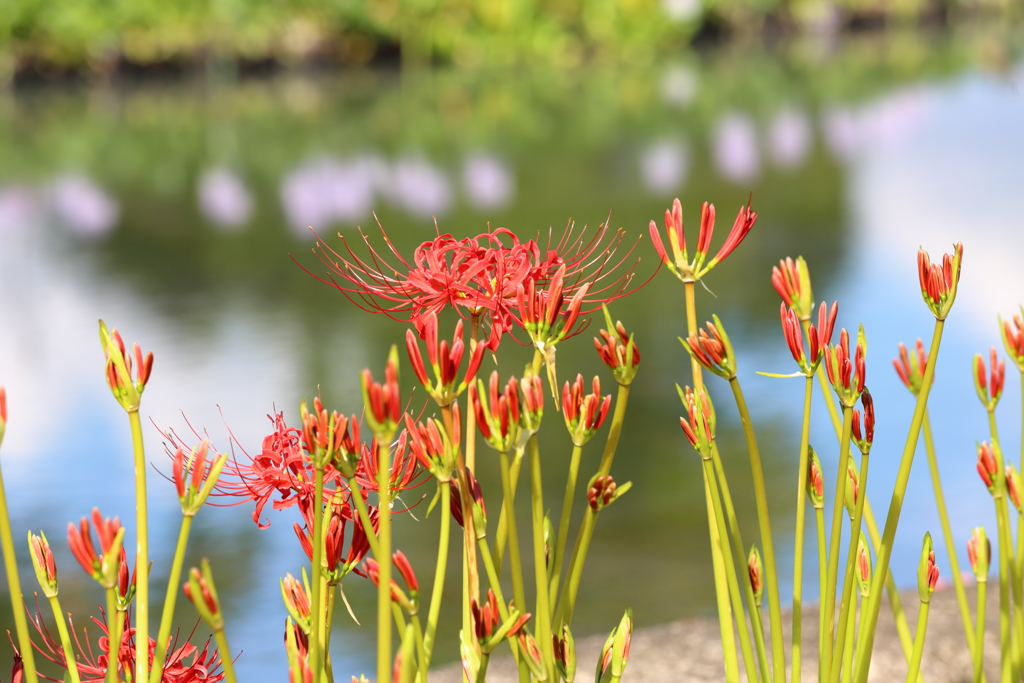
<box><xmin>1</xmin><ymin>28</ymin><xmax>1023</xmax><ymax>681</ymax></box>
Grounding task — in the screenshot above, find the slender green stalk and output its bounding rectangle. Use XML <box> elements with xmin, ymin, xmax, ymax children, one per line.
<box><xmin>324</xmin><ymin>583</ymin><xmax>336</xmax><ymax>683</ymax></box>
<box><xmin>47</xmin><ymin>595</ymin><xmax>81</xmax><ymax>683</ymax></box>
<box><xmin>476</xmin><ymin>535</ymin><xmax>528</xmax><ymax>681</ymax></box>
<box><xmin>905</xmin><ymin>600</ymin><xmax>931</xmax><ymax>683</ymax></box>
<box><xmin>492</xmin><ymin>447</ymin><xmax>524</xmax><ymax>578</ymax></box>
<box><xmin>151</xmin><ymin>515</ymin><xmax>195</xmax><ymax>682</ymax></box>
<box><xmin>0</xmin><ymin>461</ymin><xmax>39</xmax><ymax>683</ymax></box>
<box><xmin>548</xmin><ymin>444</ymin><xmax>583</xmax><ymax>607</ymax></box>
<box><xmin>104</xmin><ymin>587</ymin><xmax>122</xmax><ymax>683</ymax></box>
<box><xmin>822</xmin><ymin>406</ymin><xmax>855</xmax><ymax>682</ymax></box>
<box><xmin>129</xmin><ymin>410</ymin><xmax>151</xmax><ymax>683</ymax></box>
<box><xmin>816</xmin><ymin>506</ymin><xmax>828</xmax><ymax>669</ymax></box>
<box><xmin>702</xmin><ymin>468</ymin><xmax>741</xmax><ymax>683</ymax></box>
<box><xmin>596</xmin><ymin>384</ymin><xmax>630</xmax><ymax>478</ymax></box>
<box><xmin>792</xmin><ymin>375</ymin><xmax>814</xmax><ymax>683</ymax></box>
<box><xmin>411</xmin><ymin>613</ymin><xmax>426</xmax><ymax>683</ymax></box>
<box><xmin>829</xmin><ymin>448</ymin><xmax>869</xmax><ymax>683</ymax></box>
<box><xmin>728</xmin><ymin>376</ymin><xmax>785</xmax><ymax>683</ymax></box>
<box><xmin>318</xmin><ymin>571</ymin><xmax>329</xmax><ymax>679</ymax></box>
<box><xmin>376</xmin><ymin>440</ymin><xmax>394</xmax><ymax>683</ymax></box>
<box><xmin>527</xmin><ymin>434</ymin><xmax>555</xmax><ymax>679</ymax></box>
<box><xmin>854</xmin><ymin>318</ymin><xmax>946</xmax><ymax>683</ymax></box>
<box><xmin>499</xmin><ymin>450</ymin><xmax>528</xmax><ymax>630</ymax></box>
<box><xmin>975</xmin><ymin>578</ymin><xmax>989</xmax><ymax>683</ymax></box>
<box><xmin>989</xmin><ymin>410</ymin><xmax>1024</xmax><ymax>683</ymax></box>
<box><xmin>841</xmin><ymin>598</ymin><xmax>856</xmax><ymax>683</ymax></box>
<box><xmin>685</xmin><ymin>281</ymin><xmax>704</xmax><ymax>392</ymax></box>
<box><xmin>214</xmin><ymin>628</ymin><xmax>238</xmax><ymax>683</ymax></box>
<box><xmin>422</xmin><ymin>480</ymin><xmax>451</xmax><ymax>670</ymax></box>
<box><xmin>994</xmin><ymin>501</ymin><xmax>1012</xmax><ymax>683</ymax></box>
<box><xmin>309</xmin><ymin>466</ymin><xmax>327</xmax><ymax>683</ymax></box>
<box><xmin>466</xmin><ymin>314</ymin><xmax>480</xmax><ymax>473</ymax></box>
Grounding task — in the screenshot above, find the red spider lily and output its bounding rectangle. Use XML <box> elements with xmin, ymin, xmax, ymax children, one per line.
<box><xmin>893</xmin><ymin>339</ymin><xmax>929</xmax><ymax>396</ymax></box>
<box><xmin>807</xmin><ymin>449</ymin><xmax>824</xmax><ymax>509</ymax></box>
<box><xmin>31</xmin><ymin>606</ymin><xmax>224</xmax><ymax>683</ymax></box>
<box><xmin>521</xmin><ymin>374</ymin><xmax>545</xmax><ymax>432</ymax></box>
<box><xmin>300</xmin><ymin>397</ymin><xmax>358</xmax><ymax>470</ymax></box>
<box><xmin>173</xmin><ymin>440</ymin><xmax>229</xmax><ymax>516</ymax></box>
<box><xmin>748</xmin><ymin>546</ymin><xmax>764</xmax><ymax>606</ymax></box>
<box><xmin>185</xmin><ymin>560</ymin><xmax>225</xmax><ymax>632</ymax></box>
<box><xmin>999</xmin><ymin>308</ymin><xmax>1024</xmax><ymax>370</ymax></box>
<box><xmin>771</xmin><ymin>256</ymin><xmax>814</xmax><ymax>320</ymax></box>
<box><xmin>355</xmin><ymin>434</ymin><xmax>429</xmax><ymax>506</ymax></box>
<box><xmin>649</xmin><ymin>197</ymin><xmax>757</xmax><ymax>282</ymax></box>
<box><xmin>552</xmin><ymin>625</ymin><xmax>576</xmax><ymax>683</ymax></box>
<box><xmin>516</xmin><ymin>264</ymin><xmax>589</xmax><ymax>348</ymax></box>
<box><xmin>407</xmin><ymin>312</ymin><xmax>489</xmax><ymax>407</ymax></box>
<box><xmin>920</xmin><ymin>543</ymin><xmax>939</xmax><ymax>598</ymax></box>
<box><xmin>184</xmin><ymin>568</ymin><xmax>219</xmax><ymax>617</ymax></box>
<box><xmin>449</xmin><ymin>467</ymin><xmax>486</xmax><ymax>529</ymax></box>
<box><xmin>823</xmin><ymin>328</ymin><xmax>866</xmax><ymax>407</ymax></box>
<box><xmin>392</xmin><ymin>550</ymin><xmax>419</xmax><ymax>594</ymax></box>
<box><xmin>781</xmin><ymin>301</ymin><xmax>837</xmax><ymax>373</ymax></box>
<box><xmin>594</xmin><ymin>313</ymin><xmax>640</xmax><ymax>385</ymax></box>
<box><xmin>974</xmin><ymin>347</ymin><xmax>1005</xmax><ymax>411</ymax></box>
<box><xmin>562</xmin><ymin>375</ymin><xmax>611</xmax><ymax>446</ymax></box>
<box><xmin>1007</xmin><ymin>465</ymin><xmax>1023</xmax><ymax>512</ymax></box>
<box><xmin>679</xmin><ymin>386</ymin><xmax>715</xmax><ymax>454</ymax></box>
<box><xmin>29</xmin><ymin>532</ymin><xmax>58</xmax><ymax>597</ymax></box>
<box><xmin>362</xmin><ymin>556</ymin><xmax>415</xmax><ymax>614</ymax></box>
<box><xmin>67</xmin><ymin>509</ymin><xmax>124</xmax><ymax>585</ymax></box>
<box><xmin>598</xmin><ymin>610</ymin><xmax>633</xmax><ymax>682</ymax></box>
<box><xmin>281</xmin><ymin>573</ymin><xmax>312</xmax><ymax>631</ymax></box>
<box><xmin>851</xmin><ymin>389</ymin><xmax>875</xmax><ymax>453</ymax></box>
<box><xmin>99</xmin><ymin>320</ymin><xmax>154</xmax><ymax>413</ymax></box>
<box><xmin>681</xmin><ymin>316</ymin><xmax>736</xmax><ymax>380</ymax></box>
<box><xmin>977</xmin><ymin>441</ymin><xmax>998</xmax><ymax>493</ymax></box>
<box><xmin>294</xmin><ymin>497</ymin><xmax>374</xmax><ymax>579</ymax></box>
<box><xmin>361</xmin><ymin>347</ymin><xmax>402</xmax><ymax>439</ymax></box>
<box><xmin>917</xmin><ymin>243</ymin><xmax>963</xmax><ymax>319</ymax></box>
<box><xmin>404</xmin><ymin>413</ymin><xmax>459</xmax><ymax>481</ymax></box>
<box><xmin>470</xmin><ymin>589</ymin><xmax>530</xmax><ymax>646</ymax></box>
<box><xmin>588</xmin><ymin>476</ymin><xmax>617</xmax><ymax>511</ymax></box>
<box><xmin>968</xmin><ymin>527</ymin><xmax>990</xmax><ymax>578</ymax></box>
<box><xmin>471</xmin><ymin>372</ymin><xmax>521</xmax><ymax>453</ymax></box>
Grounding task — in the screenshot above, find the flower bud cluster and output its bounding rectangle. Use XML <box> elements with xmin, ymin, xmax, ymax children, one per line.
<box><xmin>649</xmin><ymin>197</ymin><xmax>757</xmax><ymax>282</ymax></box>
<box><xmin>594</xmin><ymin>308</ymin><xmax>640</xmax><ymax>385</ymax></box>
<box><xmin>999</xmin><ymin>308</ymin><xmax>1024</xmax><ymax>371</ymax></box>
<box><xmin>857</xmin><ymin>533</ymin><xmax>872</xmax><ymax>598</ymax></box>
<box><xmin>99</xmin><ymin>320</ymin><xmax>154</xmax><ymax>413</ymax></box>
<box><xmin>406</xmin><ymin>312</ymin><xmax>487</xmax><ymax>407</ymax></box>
<box><xmin>973</xmin><ymin>347</ymin><xmax>1005</xmax><ymax>411</ymax></box>
<box><xmin>517</xmin><ymin>265</ymin><xmax>588</xmax><ymax>350</ymax></box>
<box><xmin>968</xmin><ymin>527</ymin><xmax>991</xmax><ymax>581</ymax></box>
<box><xmin>681</xmin><ymin>316</ymin><xmax>736</xmax><ymax>380</ymax></box>
<box><xmin>781</xmin><ymin>301</ymin><xmax>837</xmax><ymax>374</ymax></box>
<box><xmin>893</xmin><ymin>339</ymin><xmax>929</xmax><ymax>395</ymax></box>
<box><xmin>850</xmin><ymin>390</ymin><xmax>875</xmax><ymax>455</ymax></box>
<box><xmin>918</xmin><ymin>533</ymin><xmax>939</xmax><ymax>603</ymax></box>
<box><xmin>597</xmin><ymin>609</ymin><xmax>633</xmax><ymax>683</ymax></box>
<box><xmin>173</xmin><ymin>439</ymin><xmax>229</xmax><ymax>516</ymax></box>
<box><xmin>917</xmin><ymin>243</ymin><xmax>963</xmax><ymax>320</ymax></box>
<box><xmin>772</xmin><ymin>256</ymin><xmax>814</xmax><ymax>321</ymax></box>
<box><xmin>184</xmin><ymin>558</ymin><xmax>223</xmax><ymax>631</ymax></box>
<box><xmin>361</xmin><ymin>346</ymin><xmax>402</xmax><ymax>441</ymax></box>
<box><xmin>562</xmin><ymin>375</ymin><xmax>612</xmax><ymax>446</ymax></box>
<box><xmin>824</xmin><ymin>327</ymin><xmax>867</xmax><ymax>407</ymax></box>
<box><xmin>679</xmin><ymin>386</ymin><xmax>716</xmax><ymax>457</ymax></box>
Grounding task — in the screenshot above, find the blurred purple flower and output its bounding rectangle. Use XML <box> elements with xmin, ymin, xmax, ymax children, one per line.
<box><xmin>823</xmin><ymin>107</ymin><xmax>859</xmax><ymax>160</ymax></box>
<box><xmin>389</xmin><ymin>156</ymin><xmax>451</xmax><ymax>218</ymax></box>
<box><xmin>48</xmin><ymin>175</ymin><xmax>119</xmax><ymax>238</ymax></box>
<box><xmin>769</xmin><ymin>108</ymin><xmax>812</xmax><ymax>169</ymax></box>
<box><xmin>713</xmin><ymin>114</ymin><xmax>760</xmax><ymax>183</ymax></box>
<box><xmin>280</xmin><ymin>157</ymin><xmax>375</xmax><ymax>236</ymax></box>
<box><xmin>0</xmin><ymin>185</ymin><xmax>41</xmax><ymax>234</ymax></box>
<box><xmin>463</xmin><ymin>154</ymin><xmax>514</xmax><ymax>209</ymax></box>
<box><xmin>198</xmin><ymin>168</ymin><xmax>253</xmax><ymax>230</ymax></box>
<box><xmin>639</xmin><ymin>140</ymin><xmax>689</xmax><ymax>194</ymax></box>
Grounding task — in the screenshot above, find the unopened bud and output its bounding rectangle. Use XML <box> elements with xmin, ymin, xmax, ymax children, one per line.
<box><xmin>856</xmin><ymin>533</ymin><xmax>872</xmax><ymax>598</ymax></box>
<box><xmin>807</xmin><ymin>448</ymin><xmax>824</xmax><ymax>509</ymax></box>
<box><xmin>918</xmin><ymin>533</ymin><xmax>939</xmax><ymax>602</ymax></box>
<box><xmin>748</xmin><ymin>546</ymin><xmax>764</xmax><ymax>607</ymax></box>
<box><xmin>967</xmin><ymin>527</ymin><xmax>990</xmax><ymax>581</ymax></box>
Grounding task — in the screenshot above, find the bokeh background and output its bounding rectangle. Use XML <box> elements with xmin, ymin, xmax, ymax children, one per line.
<box><xmin>1</xmin><ymin>1</ymin><xmax>1024</xmax><ymax>680</ymax></box>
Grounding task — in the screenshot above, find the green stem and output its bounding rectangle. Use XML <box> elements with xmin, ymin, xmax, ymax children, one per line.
<box><xmin>975</xmin><ymin>580</ymin><xmax>989</xmax><ymax>683</ymax></box>
<box><xmin>684</xmin><ymin>281</ymin><xmax>704</xmax><ymax>392</ymax></box>
<box><xmin>376</xmin><ymin>440</ymin><xmax>393</xmax><ymax>683</ymax></box>
<box><xmin>854</xmin><ymin>318</ymin><xmax>946</xmax><ymax>683</ymax></box>
<box><xmin>527</xmin><ymin>434</ymin><xmax>555</xmax><ymax>679</ymax></box>
<box><xmin>548</xmin><ymin>444</ymin><xmax>583</xmax><ymax>608</ymax></box>
<box><xmin>822</xmin><ymin>406</ymin><xmax>854</xmax><ymax>682</ymax></box>
<box><xmin>411</xmin><ymin>613</ymin><xmax>426</xmax><ymax>683</ymax></box>
<box><xmin>318</xmin><ymin>571</ymin><xmax>330</xmax><ymax>680</ymax></box>
<box><xmin>841</xmin><ymin>597</ymin><xmax>857</xmax><ymax>683</ymax></box>
<box><xmin>728</xmin><ymin>376</ymin><xmax>785</xmax><ymax>683</ymax></box>
<box><xmin>422</xmin><ymin>480</ymin><xmax>451</xmax><ymax>671</ymax></box>
<box><xmin>214</xmin><ymin>627</ymin><xmax>239</xmax><ymax>683</ymax></box>
<box><xmin>492</xmin><ymin>447</ymin><xmax>524</xmax><ymax>579</ymax></box>
<box><xmin>815</xmin><ymin>506</ymin><xmax>828</xmax><ymax>670</ymax></box>
<box><xmin>325</xmin><ymin>583</ymin><xmax>336</xmax><ymax>683</ymax></box>
<box><xmin>499</xmin><ymin>450</ymin><xmax>528</xmax><ymax>630</ymax></box>
<box><xmin>476</xmin><ymin>534</ymin><xmax>527</xmax><ymax>679</ymax></box>
<box><xmin>792</xmin><ymin>375</ymin><xmax>814</xmax><ymax>683</ymax></box>
<box><xmin>995</xmin><ymin>501</ymin><xmax>1012</xmax><ymax>683</ymax></box>
<box><xmin>308</xmin><ymin>467</ymin><xmax>326</xmax><ymax>683</ymax></box>
<box><xmin>905</xmin><ymin>600</ymin><xmax>931</xmax><ymax>683</ymax></box>
<box><xmin>104</xmin><ymin>588</ymin><xmax>122</xmax><ymax>683</ymax></box>
<box><xmin>129</xmin><ymin>410</ymin><xmax>150</xmax><ymax>683</ymax></box>
<box><xmin>813</xmin><ymin>357</ymin><xmax>843</xmax><ymax>439</ymax></box>
<box><xmin>596</xmin><ymin>384</ymin><xmax>630</xmax><ymax>478</ymax></box>
<box><xmin>0</xmin><ymin>459</ymin><xmax>39</xmax><ymax>683</ymax></box>
<box><xmin>702</xmin><ymin>466</ymin><xmax>741</xmax><ymax>683</ymax></box>
<box><xmin>150</xmin><ymin>515</ymin><xmax>195</xmax><ymax>682</ymax></box>
<box><xmin>347</xmin><ymin>476</ymin><xmax>382</xmax><ymax>559</ymax></box>
<box><xmin>47</xmin><ymin>595</ymin><xmax>81</xmax><ymax>683</ymax></box>
<box><xmin>829</xmin><ymin>448</ymin><xmax>869</xmax><ymax>683</ymax></box>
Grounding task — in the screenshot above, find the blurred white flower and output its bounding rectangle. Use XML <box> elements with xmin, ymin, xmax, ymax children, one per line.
<box><xmin>463</xmin><ymin>154</ymin><xmax>514</xmax><ymax>209</ymax></box>
<box><xmin>823</xmin><ymin>107</ymin><xmax>860</xmax><ymax>160</ymax></box>
<box><xmin>198</xmin><ymin>168</ymin><xmax>253</xmax><ymax>230</ymax></box>
<box><xmin>662</xmin><ymin>0</ymin><xmax>701</xmax><ymax>22</ymax></box>
<box><xmin>769</xmin><ymin>108</ymin><xmax>812</xmax><ymax>169</ymax></box>
<box><xmin>640</xmin><ymin>140</ymin><xmax>689</xmax><ymax>194</ymax></box>
<box><xmin>280</xmin><ymin>157</ymin><xmax>375</xmax><ymax>237</ymax></box>
<box><xmin>661</xmin><ymin>66</ymin><xmax>699</xmax><ymax>107</ymax></box>
<box><xmin>48</xmin><ymin>175</ymin><xmax>119</xmax><ymax>238</ymax></box>
<box><xmin>713</xmin><ymin>114</ymin><xmax>760</xmax><ymax>183</ymax></box>
<box><xmin>389</xmin><ymin>156</ymin><xmax>452</xmax><ymax>219</ymax></box>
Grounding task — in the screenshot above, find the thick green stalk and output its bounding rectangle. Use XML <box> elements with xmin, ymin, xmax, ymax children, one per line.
<box><xmin>841</xmin><ymin>598</ymin><xmax>856</xmax><ymax>683</ymax></box>
<box><xmin>129</xmin><ymin>411</ymin><xmax>151</xmax><ymax>683</ymax></box>
<box><xmin>702</xmin><ymin>468</ymin><xmax>741</xmax><ymax>683</ymax></box>
<box><xmin>975</xmin><ymin>579</ymin><xmax>989</xmax><ymax>683</ymax></box>
<box><xmin>728</xmin><ymin>376</ymin><xmax>786</xmax><ymax>683</ymax></box>
<box><xmin>829</xmin><ymin>448</ymin><xmax>870</xmax><ymax>683</ymax></box>
<box><xmin>422</xmin><ymin>480</ymin><xmax>451</xmax><ymax>670</ymax></box>
<box><xmin>466</xmin><ymin>315</ymin><xmax>480</xmax><ymax>473</ymax></box>
<box><xmin>309</xmin><ymin>466</ymin><xmax>327</xmax><ymax>683</ymax></box>
<box><xmin>104</xmin><ymin>587</ymin><xmax>122</xmax><ymax>683</ymax></box>
<box><xmin>47</xmin><ymin>595</ymin><xmax>81</xmax><ymax>683</ymax></box>
<box><xmin>411</xmin><ymin>613</ymin><xmax>426</xmax><ymax>683</ymax></box>
<box><xmin>325</xmin><ymin>583</ymin><xmax>336</xmax><ymax>683</ymax></box>
<box><xmin>548</xmin><ymin>444</ymin><xmax>583</xmax><ymax>608</ymax></box>
<box><xmin>214</xmin><ymin>627</ymin><xmax>238</xmax><ymax>683</ymax></box>
<box><xmin>816</xmin><ymin>506</ymin><xmax>828</xmax><ymax>669</ymax></box>
<box><xmin>792</xmin><ymin>375</ymin><xmax>815</xmax><ymax>683</ymax></box>
<box><xmin>596</xmin><ymin>384</ymin><xmax>630</xmax><ymax>478</ymax></box>
<box><xmin>499</xmin><ymin>450</ymin><xmax>528</xmax><ymax>634</ymax></box>
<box><xmin>994</xmin><ymin>501</ymin><xmax>1012</xmax><ymax>683</ymax></box>
<box><xmin>854</xmin><ymin>318</ymin><xmax>945</xmax><ymax>683</ymax></box>
<box><xmin>527</xmin><ymin>435</ymin><xmax>555</xmax><ymax>679</ymax></box>
<box><xmin>376</xmin><ymin>440</ymin><xmax>394</xmax><ymax>683</ymax></box>
<box><xmin>476</xmin><ymin>534</ymin><xmax>528</xmax><ymax>681</ymax></box>
<box><xmin>318</xmin><ymin>571</ymin><xmax>329</xmax><ymax>680</ymax></box>
<box><xmin>0</xmin><ymin>461</ymin><xmax>39</xmax><ymax>683</ymax></box>
<box><xmin>151</xmin><ymin>515</ymin><xmax>195</xmax><ymax>682</ymax></box>
<box><xmin>492</xmin><ymin>447</ymin><xmax>524</xmax><ymax>578</ymax></box>
<box><xmin>822</xmin><ymin>407</ymin><xmax>855</xmax><ymax>682</ymax></box>
<box><xmin>905</xmin><ymin>601</ymin><xmax>931</xmax><ymax>683</ymax></box>
<box><xmin>685</xmin><ymin>281</ymin><xmax>704</xmax><ymax>392</ymax></box>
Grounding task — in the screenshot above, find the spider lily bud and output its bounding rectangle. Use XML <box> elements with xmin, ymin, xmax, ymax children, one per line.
<box><xmin>553</xmin><ymin>624</ymin><xmax>576</xmax><ymax>683</ymax></box>
<box><xmin>521</xmin><ymin>374</ymin><xmax>545</xmax><ymax>432</ymax></box>
<box><xmin>517</xmin><ymin>631</ymin><xmax>547</xmax><ymax>680</ymax></box>
<box><xmin>300</xmin><ymin>397</ymin><xmax>358</xmax><ymax>470</ymax></box>
<box><xmin>361</xmin><ymin>345</ymin><xmax>402</xmax><ymax>441</ymax></box>
<box><xmin>363</xmin><ymin>557</ymin><xmax>416</xmax><ymax>615</ymax></box>
<box><xmin>918</xmin><ymin>242</ymin><xmax>963</xmax><ymax>320</ymax></box>
<box><xmin>99</xmin><ymin>320</ymin><xmax>154</xmax><ymax>413</ymax></box>
<box><xmin>597</xmin><ymin>608</ymin><xmax>632</xmax><ymax>683</ymax></box>
<box><xmin>999</xmin><ymin>308</ymin><xmax>1024</xmax><ymax>372</ymax></box>
<box><xmin>0</xmin><ymin>385</ymin><xmax>6</xmax><ymax>447</ymax></box>
<box><xmin>649</xmin><ymin>197</ymin><xmax>691</xmax><ymax>279</ymax></box>
<box><xmin>28</xmin><ymin>531</ymin><xmax>58</xmax><ymax>597</ymax></box>
<box><xmin>406</xmin><ymin>312</ymin><xmax>486</xmax><ymax>407</ymax></box>
<box><xmin>973</xmin><ymin>347</ymin><xmax>1005</xmax><ymax>411</ymax></box>
<box><xmin>517</xmin><ymin>264</ymin><xmax>588</xmax><ymax>351</ymax></box>
<box><xmin>772</xmin><ymin>256</ymin><xmax>814</xmax><ymax>321</ymax></box>
<box><xmin>393</xmin><ymin>550</ymin><xmax>419</xmax><ymax>603</ymax></box>
<box><xmin>472</xmin><ymin>372</ymin><xmax>521</xmax><ymax>453</ymax></box>
<box><xmin>184</xmin><ymin>559</ymin><xmax>223</xmax><ymax>631</ymax></box>
<box><xmin>562</xmin><ymin>375</ymin><xmax>612</xmax><ymax>446</ymax></box>
<box><xmin>450</xmin><ymin>468</ymin><xmax>487</xmax><ymax>529</ymax></box>
<box><xmin>824</xmin><ymin>327</ymin><xmax>867</xmax><ymax>407</ymax></box>
<box><xmin>977</xmin><ymin>441</ymin><xmax>998</xmax><ymax>493</ymax></box>
<box><xmin>678</xmin><ymin>385</ymin><xmax>715</xmax><ymax>456</ymax></box>
<box><xmin>405</xmin><ymin>415</ymin><xmax>457</xmax><ymax>482</ymax></box>
<box><xmin>681</xmin><ymin>315</ymin><xmax>737</xmax><ymax>380</ymax></box>
<box><xmin>284</xmin><ymin>618</ymin><xmax>310</xmax><ymax>683</ymax></box>
<box><xmin>807</xmin><ymin>448</ymin><xmax>824</xmax><ymax>509</ymax></box>
<box><xmin>173</xmin><ymin>439</ymin><xmax>229</xmax><ymax>517</ymax></box>
<box><xmin>748</xmin><ymin>546</ymin><xmax>764</xmax><ymax>607</ymax></box>
<box><xmin>968</xmin><ymin>527</ymin><xmax>990</xmax><ymax>581</ymax></box>
<box><xmin>116</xmin><ymin>548</ymin><xmax>136</xmax><ymax>608</ymax></box>
<box><xmin>1007</xmin><ymin>464</ymin><xmax>1022</xmax><ymax>513</ymax></box>
<box><xmin>918</xmin><ymin>533</ymin><xmax>939</xmax><ymax>603</ymax></box>
<box><xmin>588</xmin><ymin>474</ymin><xmax>631</xmax><ymax>512</ymax></box>
<box><xmin>780</xmin><ymin>305</ymin><xmax>808</xmax><ymax>370</ymax></box>
<box><xmin>595</xmin><ymin>306</ymin><xmax>640</xmax><ymax>386</ymax></box>
<box><xmin>470</xmin><ymin>589</ymin><xmax>530</xmax><ymax>654</ymax></box>
<box><xmin>281</xmin><ymin>571</ymin><xmax>313</xmax><ymax>634</ymax></box>
<box><xmin>893</xmin><ymin>339</ymin><xmax>929</xmax><ymax>396</ymax></box>
<box><xmin>857</xmin><ymin>533</ymin><xmax>872</xmax><ymax>598</ymax></box>
<box><xmin>844</xmin><ymin>460</ymin><xmax>860</xmax><ymax>520</ymax></box>
<box><xmin>850</xmin><ymin>389</ymin><xmax>875</xmax><ymax>455</ymax></box>
<box><xmin>67</xmin><ymin>508</ymin><xmax>126</xmax><ymax>590</ymax></box>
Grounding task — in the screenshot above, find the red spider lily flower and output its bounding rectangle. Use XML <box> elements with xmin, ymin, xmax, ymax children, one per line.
<box><xmin>598</xmin><ymin>609</ymin><xmax>633</xmax><ymax>683</ymax></box>
<box><xmin>362</xmin><ymin>556</ymin><xmax>415</xmax><ymax>614</ymax></box>
<box><xmin>68</xmin><ymin>508</ymin><xmax>125</xmax><ymax>588</ymax></box>
<box><xmin>516</xmin><ymin>264</ymin><xmax>589</xmax><ymax>350</ymax></box>
<box><xmin>857</xmin><ymin>534</ymin><xmax>872</xmax><ymax>598</ymax></box>
<box><xmin>968</xmin><ymin>527</ymin><xmax>990</xmax><ymax>579</ymax></box>
<box><xmin>0</xmin><ymin>385</ymin><xmax>7</xmax><ymax>447</ymax></box>
<box><xmin>392</xmin><ymin>550</ymin><xmax>419</xmax><ymax>596</ymax></box>
<box><xmin>29</xmin><ymin>531</ymin><xmax>58</xmax><ymax>597</ymax></box>
<box><xmin>784</xmin><ymin>301</ymin><xmax>838</xmax><ymax>373</ymax></box>
<box><xmin>977</xmin><ymin>441</ymin><xmax>999</xmax><ymax>493</ymax></box>
<box><xmin>893</xmin><ymin>339</ymin><xmax>929</xmax><ymax>396</ymax></box>
<box><xmin>407</xmin><ymin>312</ymin><xmax>488</xmax><ymax>408</ymax></box>
<box><xmin>299</xmin><ymin>397</ymin><xmax>350</xmax><ymax>469</ymax></box>
<box><xmin>999</xmin><ymin>307</ymin><xmax>1024</xmax><ymax>371</ymax></box>
<box><xmin>404</xmin><ymin>413</ymin><xmax>458</xmax><ymax>482</ymax></box>
<box><xmin>184</xmin><ymin>560</ymin><xmax>224</xmax><ymax>631</ymax></box>
<box><xmin>650</xmin><ymin>197</ymin><xmax>757</xmax><ymax>283</ymax></box>
<box><xmin>9</xmin><ymin>641</ymin><xmax>22</xmax><ymax>683</ymax></box>
<box><xmin>471</xmin><ymin>372</ymin><xmax>521</xmax><ymax>453</ymax></box>
<box><xmin>470</xmin><ymin>589</ymin><xmax>530</xmax><ymax>654</ymax></box>
<box><xmin>594</xmin><ymin>308</ymin><xmax>640</xmax><ymax>385</ymax></box>
<box><xmin>771</xmin><ymin>256</ymin><xmax>814</xmax><ymax>320</ymax></box>
<box><xmin>918</xmin><ymin>533</ymin><xmax>939</xmax><ymax>602</ymax></box>
<box><xmin>1007</xmin><ymin>465</ymin><xmax>1023</xmax><ymax>512</ymax></box>
<box><xmin>973</xmin><ymin>347</ymin><xmax>1006</xmax><ymax>411</ymax></box>
<box><xmin>521</xmin><ymin>374</ymin><xmax>545</xmax><ymax>432</ymax></box>
<box><xmin>553</xmin><ymin>624</ymin><xmax>576</xmax><ymax>683</ymax></box>
<box><xmin>449</xmin><ymin>467</ymin><xmax>486</xmax><ymax>529</ymax></box>
<box><xmin>294</xmin><ymin>497</ymin><xmax>374</xmax><ymax>581</ymax></box>
<box><xmin>355</xmin><ymin>433</ymin><xmax>429</xmax><ymax>507</ymax></box>
<box><xmin>562</xmin><ymin>375</ymin><xmax>612</xmax><ymax>446</ymax></box>
<box><xmin>681</xmin><ymin>315</ymin><xmax>736</xmax><ymax>380</ymax></box>
<box><xmin>361</xmin><ymin>346</ymin><xmax>402</xmax><ymax>440</ymax></box>
<box><xmin>116</xmin><ymin>548</ymin><xmax>137</xmax><ymax>608</ymax></box>
<box><xmin>99</xmin><ymin>320</ymin><xmax>154</xmax><ymax>413</ymax></box>
<box><xmin>807</xmin><ymin>448</ymin><xmax>824</xmax><ymax>509</ymax></box>
<box><xmin>173</xmin><ymin>439</ymin><xmax>229</xmax><ymax>517</ymax></box>
<box><xmin>281</xmin><ymin>572</ymin><xmax>312</xmax><ymax>632</ymax></box>
<box><xmin>850</xmin><ymin>389</ymin><xmax>875</xmax><ymax>454</ymax></box>
<box><xmin>780</xmin><ymin>304</ymin><xmax>806</xmax><ymax>368</ymax></box>
<box><xmin>917</xmin><ymin>243</ymin><xmax>963</xmax><ymax>320</ymax></box>
<box><xmin>679</xmin><ymin>385</ymin><xmax>715</xmax><ymax>455</ymax></box>
<box><xmin>823</xmin><ymin>327</ymin><xmax>866</xmax><ymax>407</ymax></box>
<box><xmin>748</xmin><ymin>545</ymin><xmax>764</xmax><ymax>607</ymax></box>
